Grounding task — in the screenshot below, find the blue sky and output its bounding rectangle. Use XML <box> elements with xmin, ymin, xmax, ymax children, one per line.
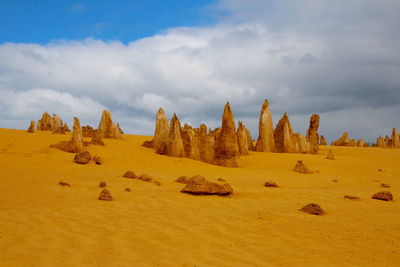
<box><xmin>0</xmin><ymin>0</ymin><xmax>217</xmax><ymax>44</ymax></box>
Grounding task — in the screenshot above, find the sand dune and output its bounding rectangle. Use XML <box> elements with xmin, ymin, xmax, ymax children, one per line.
<box><xmin>0</xmin><ymin>128</ymin><xmax>399</xmax><ymax>266</ymax></box>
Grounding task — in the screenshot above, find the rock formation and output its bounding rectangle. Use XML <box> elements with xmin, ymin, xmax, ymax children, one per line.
<box><xmin>372</xmin><ymin>191</ymin><xmax>393</xmax><ymax>201</ymax></box>
<box><xmin>237</xmin><ymin>121</ymin><xmax>249</xmax><ymax>156</ymax></box>
<box><xmin>356</xmin><ymin>139</ymin><xmax>365</xmax><ymax>147</ymax></box>
<box><xmin>27</xmin><ymin>121</ymin><xmax>35</xmax><ymax>133</ymax></box>
<box><xmin>376</xmin><ymin>136</ymin><xmax>386</xmax><ymax>148</ymax></box>
<box><xmin>74</xmin><ymin>151</ymin><xmax>92</xmax><ymax>164</ymax></box>
<box><xmin>306</xmin><ymin>114</ymin><xmax>320</xmax><ymax>154</ymax></box>
<box><xmin>165</xmin><ymin>114</ymin><xmax>185</xmax><ymax>157</ymax></box>
<box><xmin>82</xmin><ymin>125</ymin><xmax>96</xmax><ymax>138</ymax></box>
<box><xmin>51</xmin><ymin>114</ymin><xmax>63</xmax><ymax>131</ymax></box>
<box><xmin>293</xmin><ymin>133</ymin><xmax>311</xmax><ymax>153</ymax></box>
<box><xmin>294</xmin><ymin>160</ymin><xmax>313</xmax><ymax>174</ymax></box>
<box><xmin>274</xmin><ymin>113</ymin><xmax>297</xmax><ymax>153</ymax></box>
<box><xmin>299</xmin><ymin>203</ymin><xmax>324</xmax><ymax>215</ymax></box>
<box><xmin>214</xmin><ymin>103</ymin><xmax>239</xmax><ymax>167</ymax></box>
<box><xmin>180</xmin><ymin>175</ymin><xmax>233</xmax><ymax>195</ymax></box>
<box><xmin>98</xmin><ymin>110</ymin><xmax>122</xmax><ymax>139</ymax></box>
<box><xmin>91</xmin><ymin>129</ymin><xmax>105</xmax><ymax>146</ymax></box>
<box><xmin>123</xmin><ymin>170</ymin><xmax>137</xmax><ymax>179</ymax></box>
<box><xmin>243</xmin><ymin>125</ymin><xmax>254</xmax><ymax>151</ymax></box>
<box><xmin>319</xmin><ymin>135</ymin><xmax>327</xmax><ymax>145</ymax></box>
<box><xmin>326</xmin><ymin>149</ymin><xmax>335</xmax><ymax>160</ymax></box>
<box><xmin>37</xmin><ymin>112</ymin><xmax>52</xmax><ymax>131</ymax></box>
<box><xmin>98</xmin><ymin>189</ymin><xmax>113</xmax><ymax>201</ymax></box>
<box><xmin>391</xmin><ymin>128</ymin><xmax>399</xmax><ymax>148</ymax></box>
<box><xmin>63</xmin><ymin>123</ymin><xmax>71</xmax><ymax>132</ymax></box>
<box><xmin>264</xmin><ymin>181</ymin><xmax>279</xmax><ymax>188</ymax></box>
<box><xmin>181</xmin><ymin>124</ymin><xmax>200</xmax><ymax>160</ymax></box>
<box><xmin>255</xmin><ymin>99</ymin><xmax>275</xmax><ymax>152</ymax></box>
<box><xmin>51</xmin><ymin>117</ymin><xmax>85</xmax><ymax>153</ymax></box>
<box><xmin>152</xmin><ymin>108</ymin><xmax>170</xmax><ymax>151</ymax></box>
<box><xmin>333</xmin><ymin>132</ymin><xmax>355</xmax><ymax>146</ymax></box>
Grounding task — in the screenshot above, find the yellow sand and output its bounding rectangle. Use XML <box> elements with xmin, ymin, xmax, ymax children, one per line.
<box><xmin>0</xmin><ymin>128</ymin><xmax>399</xmax><ymax>267</ymax></box>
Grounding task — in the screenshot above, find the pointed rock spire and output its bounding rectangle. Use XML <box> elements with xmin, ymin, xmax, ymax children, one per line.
<box><xmin>165</xmin><ymin>113</ymin><xmax>185</xmax><ymax>157</ymax></box>
<box><xmin>306</xmin><ymin>114</ymin><xmax>320</xmax><ymax>154</ymax></box>
<box><xmin>214</xmin><ymin>102</ymin><xmax>239</xmax><ymax>167</ymax></box>
<box><xmin>50</xmin><ymin>117</ymin><xmax>85</xmax><ymax>153</ymax></box>
<box><xmin>237</xmin><ymin>121</ymin><xmax>249</xmax><ymax>156</ymax></box>
<box><xmin>274</xmin><ymin>113</ymin><xmax>297</xmax><ymax>153</ymax></box>
<box><xmin>153</xmin><ymin>108</ymin><xmax>170</xmax><ymax>150</ymax></box>
<box><xmin>98</xmin><ymin>110</ymin><xmax>122</xmax><ymax>139</ymax></box>
<box><xmin>391</xmin><ymin>128</ymin><xmax>399</xmax><ymax>148</ymax></box>
<box><xmin>27</xmin><ymin>121</ymin><xmax>36</xmax><ymax>133</ymax></box>
<box><xmin>255</xmin><ymin>99</ymin><xmax>275</xmax><ymax>152</ymax></box>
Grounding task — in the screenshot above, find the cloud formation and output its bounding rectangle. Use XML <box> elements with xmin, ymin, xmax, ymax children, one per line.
<box><xmin>0</xmin><ymin>0</ymin><xmax>399</xmax><ymax>142</ymax></box>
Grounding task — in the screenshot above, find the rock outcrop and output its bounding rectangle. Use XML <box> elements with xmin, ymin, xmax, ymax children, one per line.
<box><xmin>326</xmin><ymin>149</ymin><xmax>335</xmax><ymax>160</ymax></box>
<box><xmin>37</xmin><ymin>112</ymin><xmax>52</xmax><ymax>131</ymax></box>
<box><xmin>90</xmin><ymin>129</ymin><xmax>105</xmax><ymax>146</ymax></box>
<box><xmin>237</xmin><ymin>121</ymin><xmax>250</xmax><ymax>156</ymax></box>
<box><xmin>319</xmin><ymin>135</ymin><xmax>327</xmax><ymax>145</ymax></box>
<box><xmin>51</xmin><ymin>114</ymin><xmax>63</xmax><ymax>131</ymax></box>
<box><xmin>82</xmin><ymin>125</ymin><xmax>96</xmax><ymax>138</ymax></box>
<box><xmin>180</xmin><ymin>175</ymin><xmax>233</xmax><ymax>195</ymax></box>
<box><xmin>274</xmin><ymin>113</ymin><xmax>297</xmax><ymax>153</ymax></box>
<box><xmin>152</xmin><ymin>108</ymin><xmax>170</xmax><ymax>151</ymax></box>
<box><xmin>372</xmin><ymin>191</ymin><xmax>393</xmax><ymax>201</ymax></box>
<box><xmin>165</xmin><ymin>114</ymin><xmax>185</xmax><ymax>157</ymax></box>
<box><xmin>391</xmin><ymin>128</ymin><xmax>399</xmax><ymax>148</ymax></box>
<box><xmin>333</xmin><ymin>132</ymin><xmax>358</xmax><ymax>147</ymax></box>
<box><xmin>356</xmin><ymin>139</ymin><xmax>365</xmax><ymax>147</ymax></box>
<box><xmin>376</xmin><ymin>136</ymin><xmax>386</xmax><ymax>148</ymax></box>
<box><xmin>63</xmin><ymin>123</ymin><xmax>71</xmax><ymax>132</ymax></box>
<box><xmin>255</xmin><ymin>99</ymin><xmax>275</xmax><ymax>152</ymax></box>
<box><xmin>181</xmin><ymin>124</ymin><xmax>200</xmax><ymax>160</ymax></box>
<box><xmin>74</xmin><ymin>151</ymin><xmax>92</xmax><ymax>164</ymax></box>
<box><xmin>27</xmin><ymin>121</ymin><xmax>36</xmax><ymax>133</ymax></box>
<box><xmin>294</xmin><ymin>160</ymin><xmax>313</xmax><ymax>174</ymax></box>
<box><xmin>243</xmin><ymin>125</ymin><xmax>254</xmax><ymax>151</ymax></box>
<box><xmin>98</xmin><ymin>189</ymin><xmax>113</xmax><ymax>201</ymax></box>
<box><xmin>214</xmin><ymin>103</ymin><xmax>239</xmax><ymax>167</ymax></box>
<box><xmin>306</xmin><ymin>114</ymin><xmax>320</xmax><ymax>154</ymax></box>
<box><xmin>51</xmin><ymin>117</ymin><xmax>85</xmax><ymax>153</ymax></box>
<box><xmin>98</xmin><ymin>110</ymin><xmax>122</xmax><ymax>139</ymax></box>
<box><xmin>299</xmin><ymin>203</ymin><xmax>324</xmax><ymax>215</ymax></box>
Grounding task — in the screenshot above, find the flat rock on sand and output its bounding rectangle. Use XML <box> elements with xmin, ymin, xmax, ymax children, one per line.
<box><xmin>299</xmin><ymin>203</ymin><xmax>324</xmax><ymax>215</ymax></box>
<box><xmin>181</xmin><ymin>175</ymin><xmax>233</xmax><ymax>195</ymax></box>
<box><xmin>264</xmin><ymin>181</ymin><xmax>279</xmax><ymax>188</ymax></box>
<box><xmin>372</xmin><ymin>191</ymin><xmax>393</xmax><ymax>201</ymax></box>
<box><xmin>123</xmin><ymin>170</ymin><xmax>137</xmax><ymax>179</ymax></box>
<box><xmin>175</xmin><ymin>176</ymin><xmax>190</xmax><ymax>184</ymax></box>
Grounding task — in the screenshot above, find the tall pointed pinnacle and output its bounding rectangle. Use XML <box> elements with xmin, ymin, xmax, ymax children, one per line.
<box><xmin>237</xmin><ymin>121</ymin><xmax>249</xmax><ymax>156</ymax></box>
<box><xmin>255</xmin><ymin>99</ymin><xmax>275</xmax><ymax>152</ymax></box>
<box><xmin>306</xmin><ymin>114</ymin><xmax>320</xmax><ymax>154</ymax></box>
<box><xmin>153</xmin><ymin>108</ymin><xmax>170</xmax><ymax>150</ymax></box>
<box><xmin>214</xmin><ymin>102</ymin><xmax>239</xmax><ymax>167</ymax></box>
<box><xmin>98</xmin><ymin>109</ymin><xmax>122</xmax><ymax>139</ymax></box>
<box><xmin>70</xmin><ymin>117</ymin><xmax>85</xmax><ymax>153</ymax></box>
<box><xmin>392</xmin><ymin>128</ymin><xmax>399</xmax><ymax>148</ymax></box>
<box><xmin>165</xmin><ymin>113</ymin><xmax>185</xmax><ymax>157</ymax></box>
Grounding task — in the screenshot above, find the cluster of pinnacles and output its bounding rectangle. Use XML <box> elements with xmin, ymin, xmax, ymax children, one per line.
<box><xmin>143</xmin><ymin>99</ymin><xmax>321</xmax><ymax>168</ymax></box>
<box><xmin>28</xmin><ymin>110</ymin><xmax>123</xmax><ymax>153</ymax></box>
<box><xmin>330</xmin><ymin>128</ymin><xmax>400</xmax><ymax>148</ymax></box>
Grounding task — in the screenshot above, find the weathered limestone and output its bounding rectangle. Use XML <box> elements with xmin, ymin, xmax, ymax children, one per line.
<box><xmin>306</xmin><ymin>114</ymin><xmax>320</xmax><ymax>154</ymax></box>
<box><xmin>356</xmin><ymin>139</ymin><xmax>365</xmax><ymax>147</ymax></box>
<box><xmin>333</xmin><ymin>132</ymin><xmax>350</xmax><ymax>146</ymax></box>
<box><xmin>293</xmin><ymin>133</ymin><xmax>311</xmax><ymax>153</ymax></box>
<box><xmin>255</xmin><ymin>99</ymin><xmax>275</xmax><ymax>152</ymax></box>
<box><xmin>37</xmin><ymin>112</ymin><xmax>52</xmax><ymax>131</ymax></box>
<box><xmin>274</xmin><ymin>113</ymin><xmax>297</xmax><ymax>153</ymax></box>
<box><xmin>237</xmin><ymin>121</ymin><xmax>250</xmax><ymax>156</ymax></box>
<box><xmin>319</xmin><ymin>135</ymin><xmax>327</xmax><ymax>145</ymax></box>
<box><xmin>82</xmin><ymin>125</ymin><xmax>96</xmax><ymax>138</ymax></box>
<box><xmin>180</xmin><ymin>175</ymin><xmax>233</xmax><ymax>195</ymax></box>
<box><xmin>214</xmin><ymin>103</ymin><xmax>239</xmax><ymax>167</ymax></box>
<box><xmin>63</xmin><ymin>123</ymin><xmax>71</xmax><ymax>132</ymax></box>
<box><xmin>376</xmin><ymin>136</ymin><xmax>386</xmax><ymax>148</ymax></box>
<box><xmin>243</xmin><ymin>125</ymin><xmax>254</xmax><ymax>151</ymax></box>
<box><xmin>27</xmin><ymin>121</ymin><xmax>36</xmax><ymax>133</ymax></box>
<box><xmin>152</xmin><ymin>108</ymin><xmax>170</xmax><ymax>151</ymax></box>
<box><xmin>181</xmin><ymin>124</ymin><xmax>200</xmax><ymax>160</ymax></box>
<box><xmin>391</xmin><ymin>128</ymin><xmax>399</xmax><ymax>148</ymax></box>
<box><xmin>98</xmin><ymin>110</ymin><xmax>122</xmax><ymax>139</ymax></box>
<box><xmin>165</xmin><ymin>114</ymin><xmax>185</xmax><ymax>157</ymax></box>
<box><xmin>51</xmin><ymin>114</ymin><xmax>63</xmax><ymax>131</ymax></box>
<box><xmin>91</xmin><ymin>129</ymin><xmax>105</xmax><ymax>146</ymax></box>
<box><xmin>326</xmin><ymin>149</ymin><xmax>335</xmax><ymax>160</ymax></box>
<box><xmin>51</xmin><ymin>117</ymin><xmax>85</xmax><ymax>153</ymax></box>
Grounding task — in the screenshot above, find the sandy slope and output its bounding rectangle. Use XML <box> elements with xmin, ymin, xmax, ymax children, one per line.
<box><xmin>0</xmin><ymin>128</ymin><xmax>399</xmax><ymax>267</ymax></box>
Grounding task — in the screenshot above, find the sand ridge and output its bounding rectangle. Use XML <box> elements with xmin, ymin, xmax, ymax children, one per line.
<box><xmin>0</xmin><ymin>128</ymin><xmax>399</xmax><ymax>266</ymax></box>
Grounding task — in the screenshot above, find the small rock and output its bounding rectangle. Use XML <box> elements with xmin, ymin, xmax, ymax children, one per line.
<box><xmin>93</xmin><ymin>155</ymin><xmax>103</xmax><ymax>165</ymax></box>
<box><xmin>344</xmin><ymin>195</ymin><xmax>360</xmax><ymax>200</ymax></box>
<box><xmin>181</xmin><ymin>175</ymin><xmax>233</xmax><ymax>195</ymax></box>
<box><xmin>332</xmin><ymin>179</ymin><xmax>338</xmax><ymax>183</ymax></box>
<box><xmin>125</xmin><ymin>187</ymin><xmax>131</xmax><ymax>192</ymax></box>
<box><xmin>98</xmin><ymin>189</ymin><xmax>113</xmax><ymax>201</ymax></box>
<box><xmin>217</xmin><ymin>178</ymin><xmax>226</xmax><ymax>182</ymax></box>
<box><xmin>99</xmin><ymin>181</ymin><xmax>107</xmax><ymax>188</ymax></box>
<box><xmin>299</xmin><ymin>203</ymin><xmax>324</xmax><ymax>215</ymax></box>
<box><xmin>59</xmin><ymin>181</ymin><xmax>71</xmax><ymax>187</ymax></box>
<box><xmin>380</xmin><ymin>183</ymin><xmax>390</xmax><ymax>188</ymax></box>
<box><xmin>372</xmin><ymin>191</ymin><xmax>393</xmax><ymax>201</ymax></box>
<box><xmin>294</xmin><ymin>160</ymin><xmax>313</xmax><ymax>174</ymax></box>
<box><xmin>326</xmin><ymin>149</ymin><xmax>335</xmax><ymax>160</ymax></box>
<box><xmin>175</xmin><ymin>176</ymin><xmax>190</xmax><ymax>184</ymax></box>
<box><xmin>74</xmin><ymin>151</ymin><xmax>92</xmax><ymax>164</ymax></box>
<box><xmin>264</xmin><ymin>181</ymin><xmax>279</xmax><ymax>188</ymax></box>
<box><xmin>154</xmin><ymin>181</ymin><xmax>162</xmax><ymax>186</ymax></box>
<box><xmin>138</xmin><ymin>174</ymin><xmax>153</xmax><ymax>182</ymax></box>
<box><xmin>378</xmin><ymin>169</ymin><xmax>384</xmax><ymax>172</ymax></box>
<box><xmin>123</xmin><ymin>170</ymin><xmax>137</xmax><ymax>179</ymax></box>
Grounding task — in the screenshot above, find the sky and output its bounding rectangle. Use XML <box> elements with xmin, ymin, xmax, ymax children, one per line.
<box><xmin>0</xmin><ymin>0</ymin><xmax>399</xmax><ymax>143</ymax></box>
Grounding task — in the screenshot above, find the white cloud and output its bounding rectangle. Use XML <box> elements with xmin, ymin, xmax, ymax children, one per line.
<box><xmin>0</xmin><ymin>0</ymin><xmax>399</xmax><ymax>141</ymax></box>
